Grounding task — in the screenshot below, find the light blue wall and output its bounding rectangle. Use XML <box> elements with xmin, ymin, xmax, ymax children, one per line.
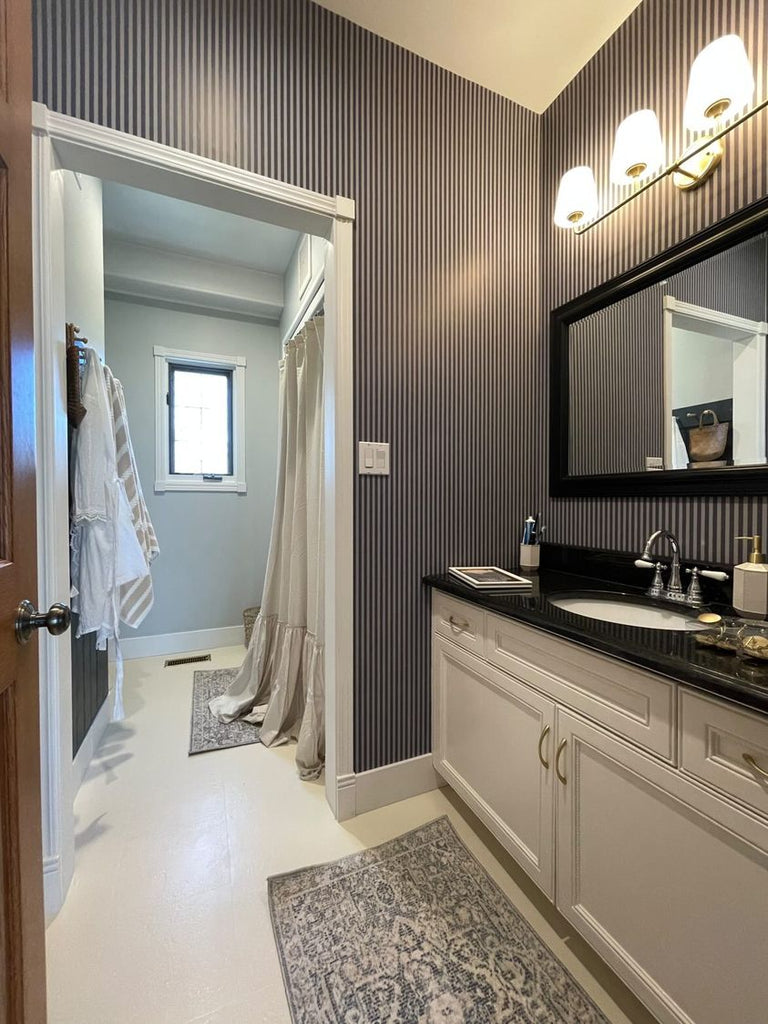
<box><xmin>105</xmin><ymin>297</ymin><xmax>281</xmax><ymax>638</ymax></box>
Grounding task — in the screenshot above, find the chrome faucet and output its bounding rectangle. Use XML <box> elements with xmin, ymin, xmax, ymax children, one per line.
<box><xmin>638</xmin><ymin>529</ymin><xmax>685</xmax><ymax>602</ymax></box>
<box><xmin>636</xmin><ymin>530</ymin><xmax>730</xmax><ymax>607</ymax></box>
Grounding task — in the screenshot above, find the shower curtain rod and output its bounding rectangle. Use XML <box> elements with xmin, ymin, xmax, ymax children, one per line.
<box><xmin>282</xmin><ymin>278</ymin><xmax>325</xmax><ymax>346</ymax></box>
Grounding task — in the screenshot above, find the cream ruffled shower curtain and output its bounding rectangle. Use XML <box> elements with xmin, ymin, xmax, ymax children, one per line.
<box><xmin>209</xmin><ymin>318</ymin><xmax>325</xmax><ymax>779</ymax></box>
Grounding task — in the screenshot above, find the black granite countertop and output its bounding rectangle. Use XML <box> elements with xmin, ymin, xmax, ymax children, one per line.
<box><xmin>424</xmin><ymin>549</ymin><xmax>768</xmax><ymax>717</ymax></box>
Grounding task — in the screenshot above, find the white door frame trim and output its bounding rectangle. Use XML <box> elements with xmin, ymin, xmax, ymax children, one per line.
<box><xmin>31</xmin><ymin>104</ymin><xmax>356</xmax><ymax>918</ymax></box>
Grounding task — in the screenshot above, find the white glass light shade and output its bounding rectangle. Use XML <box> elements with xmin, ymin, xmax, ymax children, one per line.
<box><xmin>553</xmin><ymin>166</ymin><xmax>598</xmax><ymax>229</ymax></box>
<box><xmin>610</xmin><ymin>109</ymin><xmax>665</xmax><ymax>184</ymax></box>
<box><xmin>683</xmin><ymin>34</ymin><xmax>754</xmax><ymax>131</ymax></box>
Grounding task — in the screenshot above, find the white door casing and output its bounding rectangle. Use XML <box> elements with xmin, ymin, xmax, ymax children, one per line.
<box><xmin>662</xmin><ymin>295</ymin><xmax>768</xmax><ymax>468</ymax></box>
<box><xmin>31</xmin><ymin>104</ymin><xmax>356</xmax><ymax>918</ymax></box>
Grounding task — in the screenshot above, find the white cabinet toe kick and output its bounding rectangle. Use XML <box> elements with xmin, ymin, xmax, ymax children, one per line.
<box><xmin>431</xmin><ymin>592</ymin><xmax>768</xmax><ymax>1024</ymax></box>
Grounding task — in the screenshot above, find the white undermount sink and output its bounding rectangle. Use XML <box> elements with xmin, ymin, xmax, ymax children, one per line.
<box><xmin>547</xmin><ymin>592</ymin><xmax>705</xmax><ymax>631</ymax></box>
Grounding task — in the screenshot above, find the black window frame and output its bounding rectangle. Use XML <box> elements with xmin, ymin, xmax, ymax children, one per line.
<box><xmin>168</xmin><ymin>362</ymin><xmax>234</xmax><ymax>478</ymax></box>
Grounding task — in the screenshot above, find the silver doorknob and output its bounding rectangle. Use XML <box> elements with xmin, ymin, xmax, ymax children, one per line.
<box><xmin>15</xmin><ymin>600</ymin><xmax>71</xmax><ymax>645</ymax></box>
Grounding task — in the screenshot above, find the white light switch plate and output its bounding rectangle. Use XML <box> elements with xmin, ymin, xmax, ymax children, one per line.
<box><xmin>359</xmin><ymin>441</ymin><xmax>390</xmax><ymax>475</ymax></box>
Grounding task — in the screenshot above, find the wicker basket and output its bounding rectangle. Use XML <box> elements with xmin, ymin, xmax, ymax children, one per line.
<box><xmin>243</xmin><ymin>606</ymin><xmax>261</xmax><ymax>647</ymax></box>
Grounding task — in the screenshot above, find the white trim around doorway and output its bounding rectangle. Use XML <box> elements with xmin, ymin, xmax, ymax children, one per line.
<box><xmin>31</xmin><ymin>104</ymin><xmax>356</xmax><ymax>919</ymax></box>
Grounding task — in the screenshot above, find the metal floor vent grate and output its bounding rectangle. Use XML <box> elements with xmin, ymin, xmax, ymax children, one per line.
<box><xmin>164</xmin><ymin>653</ymin><xmax>212</xmax><ymax>668</ymax></box>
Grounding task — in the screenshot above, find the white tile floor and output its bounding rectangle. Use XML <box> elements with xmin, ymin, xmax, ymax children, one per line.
<box><xmin>46</xmin><ymin>646</ymin><xmax>656</xmax><ymax>1024</ymax></box>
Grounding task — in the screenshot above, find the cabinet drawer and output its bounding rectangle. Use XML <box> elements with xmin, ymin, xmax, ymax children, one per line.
<box><xmin>432</xmin><ymin>593</ymin><xmax>485</xmax><ymax>656</ymax></box>
<box><xmin>486</xmin><ymin>614</ymin><xmax>676</xmax><ymax>761</ymax></box>
<box><xmin>681</xmin><ymin>690</ymin><xmax>768</xmax><ymax>819</ymax></box>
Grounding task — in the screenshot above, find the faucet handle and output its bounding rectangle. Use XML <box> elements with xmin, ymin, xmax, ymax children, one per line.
<box><xmin>684</xmin><ymin>566</ymin><xmax>729</xmax><ymax>606</ymax></box>
<box><xmin>637</xmin><ymin>556</ymin><xmax>666</xmax><ymax>596</ymax></box>
<box><xmin>685</xmin><ymin>567</ymin><xmax>703</xmax><ymax>605</ymax></box>
<box><xmin>685</xmin><ymin>566</ymin><xmax>730</xmax><ymax>582</ymax></box>
<box><xmin>649</xmin><ymin>561</ymin><xmax>666</xmax><ymax>595</ymax></box>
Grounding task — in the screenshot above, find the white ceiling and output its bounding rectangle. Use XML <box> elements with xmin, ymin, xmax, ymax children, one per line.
<box><xmin>312</xmin><ymin>0</ymin><xmax>643</xmax><ymax>113</ymax></box>
<box><xmin>101</xmin><ymin>181</ymin><xmax>300</xmax><ymax>274</ymax></box>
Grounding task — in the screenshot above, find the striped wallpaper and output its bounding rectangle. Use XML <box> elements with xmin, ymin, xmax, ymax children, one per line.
<box><xmin>542</xmin><ymin>0</ymin><xmax>768</xmax><ymax>564</ymax></box>
<box><xmin>668</xmin><ymin>231</ymin><xmax>768</xmax><ymax>319</ymax></box>
<box><xmin>32</xmin><ymin>0</ymin><xmax>768</xmax><ymax>774</ymax></box>
<box><xmin>32</xmin><ymin>0</ymin><xmax>541</xmax><ymax>772</ymax></box>
<box><xmin>568</xmin><ymin>283</ymin><xmax>665</xmax><ymax>476</ymax></box>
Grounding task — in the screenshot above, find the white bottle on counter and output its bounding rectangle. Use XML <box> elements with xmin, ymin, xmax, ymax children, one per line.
<box><xmin>733</xmin><ymin>534</ymin><xmax>768</xmax><ymax>619</ymax></box>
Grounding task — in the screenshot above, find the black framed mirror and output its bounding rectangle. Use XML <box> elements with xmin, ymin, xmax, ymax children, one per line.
<box><xmin>550</xmin><ymin>196</ymin><xmax>768</xmax><ymax>497</ymax></box>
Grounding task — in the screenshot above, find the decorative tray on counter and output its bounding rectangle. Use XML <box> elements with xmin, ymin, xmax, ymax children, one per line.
<box><xmin>448</xmin><ymin>566</ymin><xmax>532</xmax><ymax>590</ymax></box>
<box><xmin>694</xmin><ymin>615</ymin><xmax>768</xmax><ymax>660</ymax></box>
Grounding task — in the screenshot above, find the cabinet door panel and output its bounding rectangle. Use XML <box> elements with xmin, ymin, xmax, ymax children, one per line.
<box><xmin>486</xmin><ymin>613</ymin><xmax>676</xmax><ymax>761</ymax></box>
<box><xmin>433</xmin><ymin>636</ymin><xmax>555</xmax><ymax>897</ymax></box>
<box><xmin>556</xmin><ymin>709</ymin><xmax>768</xmax><ymax>1024</ymax></box>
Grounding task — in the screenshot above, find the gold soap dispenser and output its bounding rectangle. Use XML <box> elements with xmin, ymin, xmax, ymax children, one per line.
<box><xmin>733</xmin><ymin>535</ymin><xmax>768</xmax><ymax>619</ymax></box>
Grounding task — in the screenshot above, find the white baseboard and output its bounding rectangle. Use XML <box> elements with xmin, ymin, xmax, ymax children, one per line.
<box><xmin>334</xmin><ymin>773</ymin><xmax>357</xmax><ymax>822</ymax></box>
<box><xmin>113</xmin><ymin>624</ymin><xmax>245</xmax><ymax>661</ymax></box>
<box><xmin>43</xmin><ymin>854</ymin><xmax>65</xmax><ymax>924</ymax></box>
<box><xmin>352</xmin><ymin>753</ymin><xmax>445</xmax><ymax>816</ymax></box>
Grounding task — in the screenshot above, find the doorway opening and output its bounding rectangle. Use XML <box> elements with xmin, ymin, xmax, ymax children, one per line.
<box><xmin>32</xmin><ymin>105</ymin><xmax>355</xmax><ymax>921</ymax></box>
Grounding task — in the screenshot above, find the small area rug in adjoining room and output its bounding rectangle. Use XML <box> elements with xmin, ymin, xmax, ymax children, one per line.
<box><xmin>189</xmin><ymin>667</ymin><xmax>261</xmax><ymax>755</ymax></box>
<box><xmin>268</xmin><ymin>816</ymin><xmax>610</xmax><ymax>1024</ymax></box>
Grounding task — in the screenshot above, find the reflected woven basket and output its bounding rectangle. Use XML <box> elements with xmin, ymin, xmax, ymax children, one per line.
<box><xmin>243</xmin><ymin>606</ymin><xmax>260</xmax><ymax>647</ymax></box>
<box><xmin>687</xmin><ymin>408</ymin><xmax>728</xmax><ymax>462</ymax></box>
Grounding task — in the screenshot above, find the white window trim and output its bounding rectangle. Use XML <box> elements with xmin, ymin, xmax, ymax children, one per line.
<box><xmin>153</xmin><ymin>344</ymin><xmax>247</xmax><ymax>493</ymax></box>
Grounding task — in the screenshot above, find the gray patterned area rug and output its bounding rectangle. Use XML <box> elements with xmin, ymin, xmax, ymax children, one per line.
<box><xmin>189</xmin><ymin>667</ymin><xmax>261</xmax><ymax>755</ymax></box>
<box><xmin>269</xmin><ymin>816</ymin><xmax>609</xmax><ymax>1024</ymax></box>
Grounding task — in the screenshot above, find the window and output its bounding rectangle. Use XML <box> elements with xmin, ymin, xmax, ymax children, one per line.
<box><xmin>169</xmin><ymin>364</ymin><xmax>233</xmax><ymax>476</ymax></box>
<box><xmin>154</xmin><ymin>346</ymin><xmax>246</xmax><ymax>493</ymax></box>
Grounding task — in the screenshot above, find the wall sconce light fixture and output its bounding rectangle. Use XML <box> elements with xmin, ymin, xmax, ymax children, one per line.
<box><xmin>555</xmin><ymin>34</ymin><xmax>765</xmax><ymax>234</ymax></box>
<box><xmin>610</xmin><ymin>109</ymin><xmax>665</xmax><ymax>185</ymax></box>
<box><xmin>553</xmin><ymin>166</ymin><xmax>599</xmax><ymax>228</ymax></box>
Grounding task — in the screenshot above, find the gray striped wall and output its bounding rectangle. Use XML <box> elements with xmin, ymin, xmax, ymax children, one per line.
<box><xmin>542</xmin><ymin>0</ymin><xmax>768</xmax><ymax>561</ymax></box>
<box><xmin>569</xmin><ymin>283</ymin><xmax>665</xmax><ymax>476</ymax></box>
<box><xmin>32</xmin><ymin>0</ymin><xmax>541</xmax><ymax>772</ymax></box>
<box><xmin>33</xmin><ymin>0</ymin><xmax>768</xmax><ymax>774</ymax></box>
<box><xmin>668</xmin><ymin>231</ymin><xmax>768</xmax><ymax>319</ymax></box>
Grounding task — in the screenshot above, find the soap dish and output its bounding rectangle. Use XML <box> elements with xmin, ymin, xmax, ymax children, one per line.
<box><xmin>736</xmin><ymin>621</ymin><xmax>768</xmax><ymax>661</ymax></box>
<box><xmin>693</xmin><ymin>616</ymin><xmax>740</xmax><ymax>652</ymax></box>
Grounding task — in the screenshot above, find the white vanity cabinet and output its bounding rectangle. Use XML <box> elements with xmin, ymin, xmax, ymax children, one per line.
<box><xmin>431</xmin><ymin>592</ymin><xmax>768</xmax><ymax>1024</ymax></box>
<box><xmin>433</xmin><ymin>635</ymin><xmax>556</xmax><ymax>896</ymax></box>
<box><xmin>556</xmin><ymin>708</ymin><xmax>768</xmax><ymax>1024</ymax></box>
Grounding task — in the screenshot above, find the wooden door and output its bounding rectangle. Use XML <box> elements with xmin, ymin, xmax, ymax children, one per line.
<box><xmin>555</xmin><ymin>709</ymin><xmax>768</xmax><ymax>1024</ymax></box>
<box><xmin>0</xmin><ymin>0</ymin><xmax>48</xmax><ymax>1021</ymax></box>
<box><xmin>432</xmin><ymin>637</ymin><xmax>556</xmax><ymax>897</ymax></box>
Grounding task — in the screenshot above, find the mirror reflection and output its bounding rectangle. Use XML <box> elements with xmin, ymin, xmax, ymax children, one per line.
<box><xmin>567</xmin><ymin>232</ymin><xmax>768</xmax><ymax>476</ymax></box>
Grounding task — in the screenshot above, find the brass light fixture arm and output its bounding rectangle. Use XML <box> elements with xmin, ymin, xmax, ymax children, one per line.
<box><xmin>574</xmin><ymin>94</ymin><xmax>768</xmax><ymax>235</ymax></box>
